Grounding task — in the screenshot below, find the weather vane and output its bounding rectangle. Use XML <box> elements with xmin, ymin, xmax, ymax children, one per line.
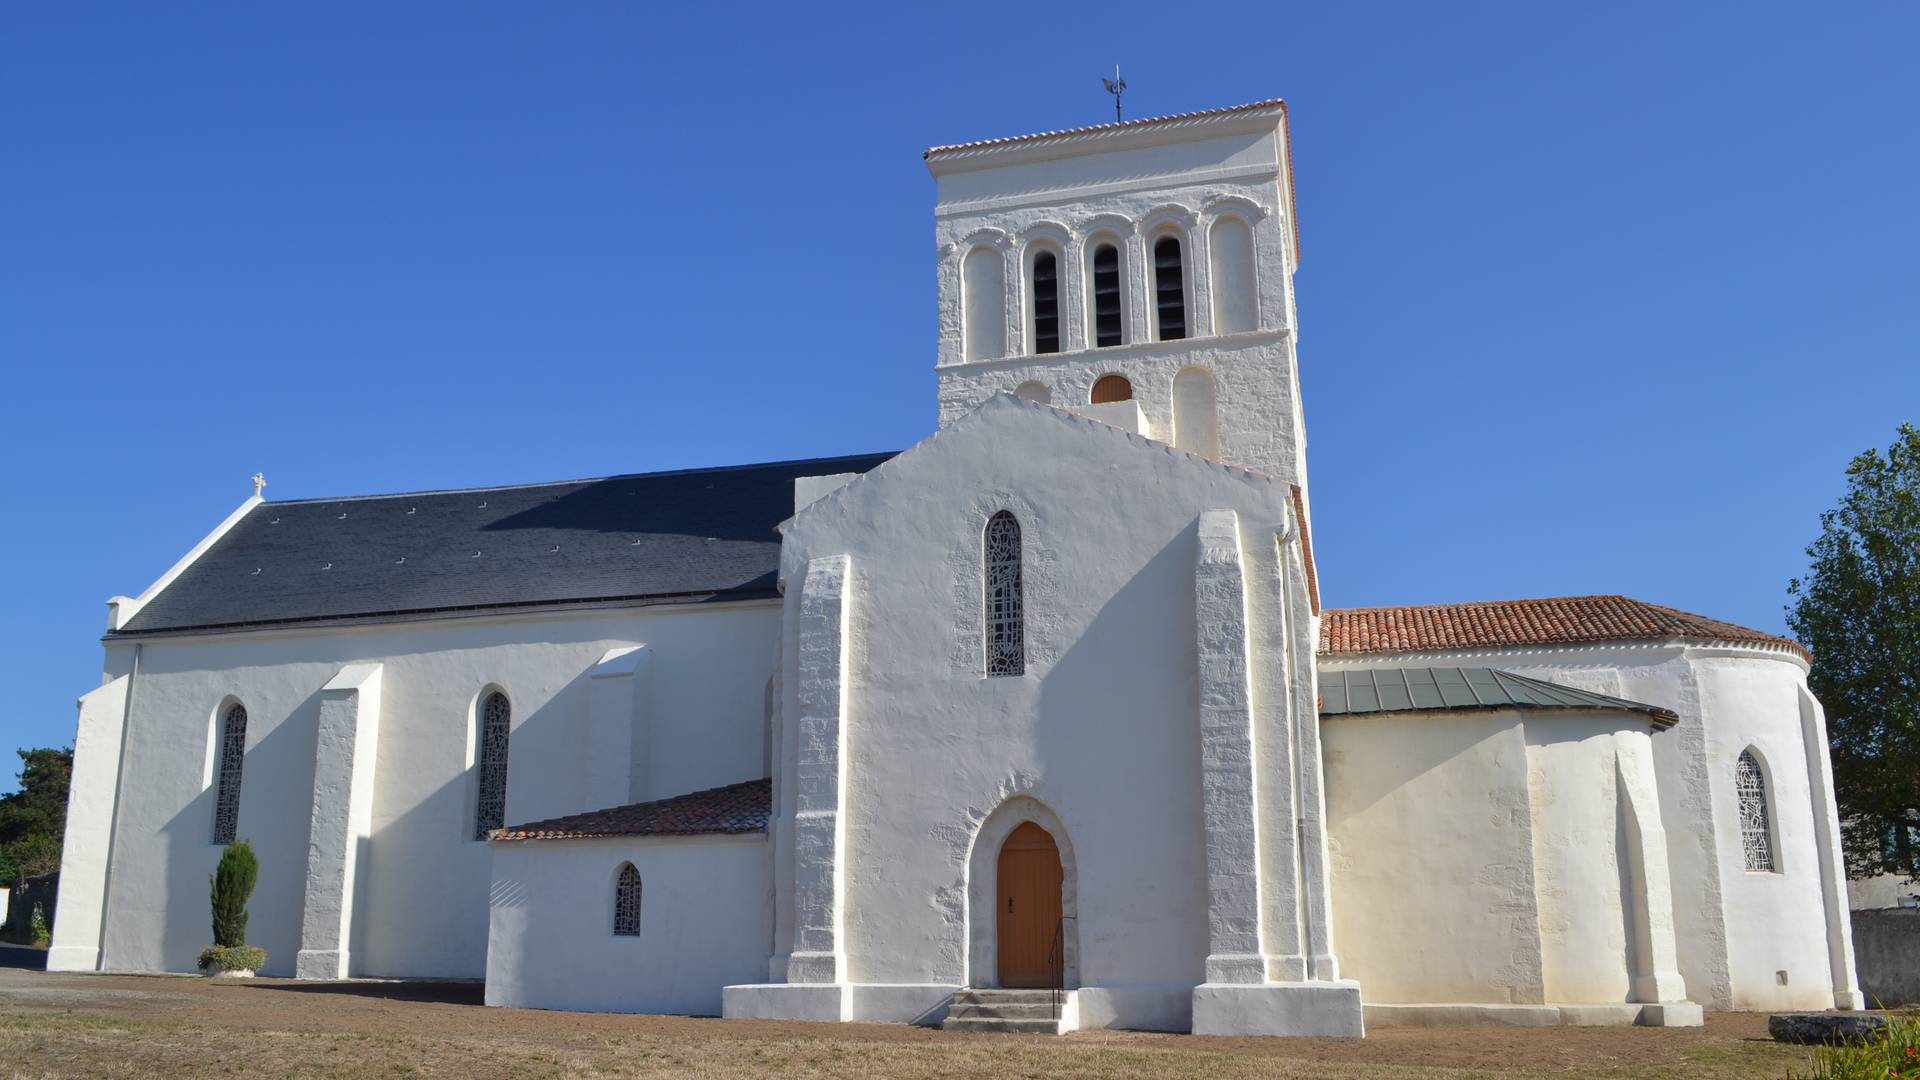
<box><xmin>1103</xmin><ymin>64</ymin><xmax>1127</xmax><ymax>122</ymax></box>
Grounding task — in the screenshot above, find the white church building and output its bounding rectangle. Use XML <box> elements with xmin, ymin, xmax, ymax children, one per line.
<box><xmin>52</xmin><ymin>99</ymin><xmax>1864</xmax><ymax>1035</ymax></box>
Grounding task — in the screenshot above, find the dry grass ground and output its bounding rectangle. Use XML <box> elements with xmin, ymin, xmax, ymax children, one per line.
<box><xmin>0</xmin><ymin>967</ymin><xmax>1814</xmax><ymax>1079</ymax></box>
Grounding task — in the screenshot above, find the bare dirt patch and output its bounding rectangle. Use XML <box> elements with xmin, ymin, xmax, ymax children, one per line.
<box><xmin>0</xmin><ymin>968</ymin><xmax>1806</xmax><ymax>1079</ymax></box>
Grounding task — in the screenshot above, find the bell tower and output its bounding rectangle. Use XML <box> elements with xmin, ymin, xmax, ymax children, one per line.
<box><xmin>924</xmin><ymin>99</ymin><xmax>1307</xmax><ymax>488</ymax></box>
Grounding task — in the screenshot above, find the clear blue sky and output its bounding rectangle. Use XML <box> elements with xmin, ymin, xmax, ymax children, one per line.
<box><xmin>3</xmin><ymin>3</ymin><xmax>1915</xmax><ymax>781</ymax></box>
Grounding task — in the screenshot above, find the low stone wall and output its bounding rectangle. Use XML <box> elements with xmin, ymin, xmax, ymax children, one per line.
<box><xmin>1851</xmin><ymin>907</ymin><xmax>1920</xmax><ymax>1007</ymax></box>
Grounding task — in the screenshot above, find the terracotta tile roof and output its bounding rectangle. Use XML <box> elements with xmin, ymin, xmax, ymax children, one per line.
<box><xmin>492</xmin><ymin>778</ymin><xmax>770</xmax><ymax>841</ymax></box>
<box><xmin>1318</xmin><ymin>595</ymin><xmax>1809</xmax><ymax>662</ymax></box>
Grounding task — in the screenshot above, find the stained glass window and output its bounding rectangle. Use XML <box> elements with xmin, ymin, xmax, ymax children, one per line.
<box><xmin>614</xmin><ymin>863</ymin><xmax>642</xmax><ymax>936</ymax></box>
<box><xmin>474</xmin><ymin>691</ymin><xmax>511</xmax><ymax>841</ymax></box>
<box><xmin>985</xmin><ymin>511</ymin><xmax>1024</xmax><ymax>677</ymax></box>
<box><xmin>211</xmin><ymin>703</ymin><xmax>247</xmax><ymax>845</ymax></box>
<box><xmin>1737</xmin><ymin>750</ymin><xmax>1775</xmax><ymax>873</ymax></box>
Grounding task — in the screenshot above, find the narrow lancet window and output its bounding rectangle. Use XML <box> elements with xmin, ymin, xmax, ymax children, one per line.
<box><xmin>984</xmin><ymin>511</ymin><xmax>1025</xmax><ymax>677</ymax></box>
<box><xmin>474</xmin><ymin>691</ymin><xmax>511</xmax><ymax>841</ymax></box>
<box><xmin>1737</xmin><ymin>750</ymin><xmax>1775</xmax><ymax>872</ymax></box>
<box><xmin>211</xmin><ymin>703</ymin><xmax>247</xmax><ymax>845</ymax></box>
<box><xmin>1091</xmin><ymin>243</ymin><xmax>1123</xmax><ymax>347</ymax></box>
<box><xmin>1153</xmin><ymin>236</ymin><xmax>1187</xmax><ymax>341</ymax></box>
<box><xmin>1031</xmin><ymin>251</ymin><xmax>1060</xmax><ymax>355</ymax></box>
<box><xmin>614</xmin><ymin>863</ymin><xmax>642</xmax><ymax>936</ymax></box>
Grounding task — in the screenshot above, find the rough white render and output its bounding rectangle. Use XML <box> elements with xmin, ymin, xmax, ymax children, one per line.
<box><xmin>61</xmin><ymin>602</ymin><xmax>778</xmax><ymax>978</ymax></box>
<box><xmin>1321</xmin><ymin>642</ymin><xmax>1861</xmax><ymax>1013</ymax></box>
<box><xmin>486</xmin><ymin>834</ymin><xmax>771</xmax><ymax>1015</ymax></box>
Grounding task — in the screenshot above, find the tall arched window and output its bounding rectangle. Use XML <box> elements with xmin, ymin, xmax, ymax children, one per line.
<box><xmin>1030</xmin><ymin>250</ymin><xmax>1060</xmax><ymax>355</ymax></box>
<box><xmin>1090</xmin><ymin>374</ymin><xmax>1132</xmax><ymax>404</ymax></box>
<box><xmin>1736</xmin><ymin>750</ymin><xmax>1776</xmax><ymax>873</ymax></box>
<box><xmin>984</xmin><ymin>511</ymin><xmax>1025</xmax><ymax>677</ymax></box>
<box><xmin>211</xmin><ymin>702</ymin><xmax>247</xmax><ymax>845</ymax></box>
<box><xmin>1152</xmin><ymin>235</ymin><xmax>1187</xmax><ymax>341</ymax></box>
<box><xmin>474</xmin><ymin>691</ymin><xmax>511</xmax><ymax>841</ymax></box>
<box><xmin>1090</xmin><ymin>242</ymin><xmax>1124</xmax><ymax>347</ymax></box>
<box><xmin>613</xmin><ymin>863</ymin><xmax>642</xmax><ymax>936</ymax></box>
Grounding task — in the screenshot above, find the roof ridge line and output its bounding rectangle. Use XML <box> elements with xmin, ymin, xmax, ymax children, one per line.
<box><xmin>264</xmin><ymin>451</ymin><xmax>899</xmax><ymax>507</ymax></box>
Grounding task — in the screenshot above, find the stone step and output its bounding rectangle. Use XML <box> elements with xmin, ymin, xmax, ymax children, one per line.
<box><xmin>946</xmin><ymin>1001</ymin><xmax>1060</xmax><ymax>1021</ymax></box>
<box><xmin>950</xmin><ymin>989</ymin><xmax>1060</xmax><ymax>1006</ymax></box>
<box><xmin>940</xmin><ymin>1015</ymin><xmax>1064</xmax><ymax>1035</ymax></box>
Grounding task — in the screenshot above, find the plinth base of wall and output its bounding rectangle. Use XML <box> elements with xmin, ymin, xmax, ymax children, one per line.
<box><xmin>1364</xmin><ymin>1000</ymin><xmax>1704</xmax><ymax>1028</ymax></box>
<box><xmin>1191</xmin><ymin>980</ymin><xmax>1365</xmax><ymax>1037</ymax></box>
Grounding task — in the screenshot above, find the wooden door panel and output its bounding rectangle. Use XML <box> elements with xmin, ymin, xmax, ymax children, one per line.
<box><xmin>996</xmin><ymin>822</ymin><xmax>1063</xmax><ymax>988</ymax></box>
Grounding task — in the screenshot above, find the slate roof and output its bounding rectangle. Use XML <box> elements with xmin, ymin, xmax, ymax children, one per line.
<box><xmin>114</xmin><ymin>452</ymin><xmax>895</xmax><ymax>636</ymax></box>
<box><xmin>1319</xmin><ymin>666</ymin><xmax>1679</xmax><ymax>729</ymax></box>
<box><xmin>492</xmin><ymin>778</ymin><xmax>771</xmax><ymax>841</ymax></box>
<box><xmin>1318</xmin><ymin>595</ymin><xmax>1808</xmax><ymax>662</ymax></box>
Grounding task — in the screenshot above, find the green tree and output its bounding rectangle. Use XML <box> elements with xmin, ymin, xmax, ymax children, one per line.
<box><xmin>210</xmin><ymin>841</ymin><xmax>259</xmax><ymax>948</ymax></box>
<box><xmin>0</xmin><ymin>747</ymin><xmax>72</xmax><ymax>885</ymax></box>
<box><xmin>1788</xmin><ymin>422</ymin><xmax>1920</xmax><ymax>882</ymax></box>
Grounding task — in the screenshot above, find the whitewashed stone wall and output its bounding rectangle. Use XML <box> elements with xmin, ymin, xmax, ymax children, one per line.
<box><xmin>67</xmin><ymin>601</ymin><xmax>780</xmax><ymax>978</ymax></box>
<box><xmin>928</xmin><ymin>105</ymin><xmax>1309</xmax><ymax>488</ymax></box>
<box><xmin>486</xmin><ymin>834</ymin><xmax>771</xmax><ymax>1014</ymax></box>
<box><xmin>1324</xmin><ymin>707</ymin><xmax>1696</xmax><ymax>1025</ymax></box>
<box><xmin>1322</xmin><ymin>642</ymin><xmax>1860</xmax><ymax>1012</ymax></box>
<box><xmin>745</xmin><ymin>395</ymin><xmax>1341</xmax><ymax>1032</ymax></box>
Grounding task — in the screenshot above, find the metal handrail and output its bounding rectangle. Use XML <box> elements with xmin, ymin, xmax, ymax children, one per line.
<box><xmin>1047</xmin><ymin>915</ymin><xmax>1076</xmax><ymax>1020</ymax></box>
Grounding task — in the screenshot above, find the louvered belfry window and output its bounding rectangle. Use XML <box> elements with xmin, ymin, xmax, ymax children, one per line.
<box><xmin>1031</xmin><ymin>251</ymin><xmax>1060</xmax><ymax>355</ymax></box>
<box><xmin>1737</xmin><ymin>750</ymin><xmax>1776</xmax><ymax>873</ymax></box>
<box><xmin>985</xmin><ymin>511</ymin><xmax>1025</xmax><ymax>677</ymax></box>
<box><xmin>1153</xmin><ymin>236</ymin><xmax>1187</xmax><ymax>341</ymax></box>
<box><xmin>474</xmin><ymin>691</ymin><xmax>511</xmax><ymax>841</ymax></box>
<box><xmin>614</xmin><ymin>863</ymin><xmax>642</xmax><ymax>936</ymax></box>
<box><xmin>1091</xmin><ymin>243</ymin><xmax>1123</xmax><ymax>347</ymax></box>
<box><xmin>211</xmin><ymin>703</ymin><xmax>248</xmax><ymax>845</ymax></box>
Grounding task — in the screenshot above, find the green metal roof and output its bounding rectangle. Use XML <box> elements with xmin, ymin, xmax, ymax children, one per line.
<box><xmin>1319</xmin><ymin>666</ymin><xmax>1678</xmax><ymax>729</ymax></box>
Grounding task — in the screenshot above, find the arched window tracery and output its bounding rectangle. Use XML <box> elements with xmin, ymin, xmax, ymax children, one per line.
<box><xmin>474</xmin><ymin>691</ymin><xmax>511</xmax><ymax>841</ymax></box>
<box><xmin>614</xmin><ymin>863</ymin><xmax>642</xmax><ymax>936</ymax></box>
<box><xmin>1737</xmin><ymin>750</ymin><xmax>1776</xmax><ymax>873</ymax></box>
<box><xmin>211</xmin><ymin>702</ymin><xmax>247</xmax><ymax>845</ymax></box>
<box><xmin>985</xmin><ymin>512</ymin><xmax>1025</xmax><ymax>677</ymax></box>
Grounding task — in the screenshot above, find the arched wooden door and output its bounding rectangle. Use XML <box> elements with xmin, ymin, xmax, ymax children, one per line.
<box><xmin>996</xmin><ymin>821</ymin><xmax>1063</xmax><ymax>988</ymax></box>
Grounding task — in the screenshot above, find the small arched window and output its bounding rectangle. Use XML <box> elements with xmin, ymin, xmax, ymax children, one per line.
<box><xmin>1736</xmin><ymin>750</ymin><xmax>1776</xmax><ymax>873</ymax></box>
<box><xmin>211</xmin><ymin>702</ymin><xmax>247</xmax><ymax>845</ymax></box>
<box><xmin>1090</xmin><ymin>374</ymin><xmax>1132</xmax><ymax>404</ymax></box>
<box><xmin>1013</xmin><ymin>381</ymin><xmax>1052</xmax><ymax>405</ymax></box>
<box><xmin>984</xmin><ymin>511</ymin><xmax>1024</xmax><ymax>677</ymax></box>
<box><xmin>1153</xmin><ymin>235</ymin><xmax>1187</xmax><ymax>341</ymax></box>
<box><xmin>1090</xmin><ymin>242</ymin><xmax>1124</xmax><ymax>347</ymax></box>
<box><xmin>474</xmin><ymin>691</ymin><xmax>511</xmax><ymax>841</ymax></box>
<box><xmin>613</xmin><ymin>863</ymin><xmax>642</xmax><ymax>936</ymax></box>
<box><xmin>1030</xmin><ymin>250</ymin><xmax>1060</xmax><ymax>355</ymax></box>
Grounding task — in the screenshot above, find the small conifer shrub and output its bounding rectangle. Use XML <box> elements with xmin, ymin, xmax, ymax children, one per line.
<box><xmin>210</xmin><ymin>841</ymin><xmax>258</xmax><ymax>948</ymax></box>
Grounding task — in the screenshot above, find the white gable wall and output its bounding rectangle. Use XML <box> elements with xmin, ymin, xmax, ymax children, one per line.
<box><xmin>769</xmin><ymin>399</ymin><xmax>1310</xmax><ymax>1030</ymax></box>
